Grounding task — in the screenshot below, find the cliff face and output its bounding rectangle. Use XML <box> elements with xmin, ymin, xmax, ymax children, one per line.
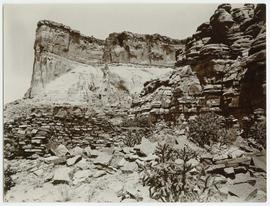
<box><xmin>103</xmin><ymin>32</ymin><xmax>184</xmax><ymax>66</ymax></box>
<box><xmin>25</xmin><ymin>20</ymin><xmax>177</xmax><ymax>106</ymax></box>
<box><xmin>26</xmin><ymin>20</ymin><xmax>105</xmax><ymax>97</ymax></box>
<box><xmin>132</xmin><ymin>4</ymin><xmax>266</xmax><ymax>122</ymax></box>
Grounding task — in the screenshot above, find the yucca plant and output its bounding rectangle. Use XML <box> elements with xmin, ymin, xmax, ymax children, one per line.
<box><xmin>142</xmin><ymin>144</ymin><xmax>204</xmax><ymax>202</ymax></box>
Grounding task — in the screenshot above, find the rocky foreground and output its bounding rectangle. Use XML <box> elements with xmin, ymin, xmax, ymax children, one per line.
<box><xmin>4</xmin><ymin>3</ymin><xmax>266</xmax><ymax>202</ymax></box>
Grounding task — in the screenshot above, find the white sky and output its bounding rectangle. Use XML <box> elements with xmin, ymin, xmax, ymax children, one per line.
<box><xmin>4</xmin><ymin>3</ymin><xmax>228</xmax><ymax>103</ymax></box>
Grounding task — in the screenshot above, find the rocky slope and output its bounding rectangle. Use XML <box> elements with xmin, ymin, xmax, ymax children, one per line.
<box><xmin>4</xmin><ymin>4</ymin><xmax>266</xmax><ymax>203</ymax></box>
<box><xmin>131</xmin><ymin>4</ymin><xmax>266</xmax><ymax>122</ymax></box>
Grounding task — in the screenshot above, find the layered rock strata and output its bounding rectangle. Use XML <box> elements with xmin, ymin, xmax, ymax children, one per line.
<box><xmin>132</xmin><ymin>4</ymin><xmax>266</xmax><ymax>122</ymax></box>
<box><xmin>26</xmin><ymin>20</ymin><xmax>184</xmax><ymax>99</ymax></box>
<box><xmin>103</xmin><ymin>32</ymin><xmax>184</xmax><ymax>66</ymax></box>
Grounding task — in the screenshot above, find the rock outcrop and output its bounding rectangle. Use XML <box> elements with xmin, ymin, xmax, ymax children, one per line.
<box><xmin>103</xmin><ymin>32</ymin><xmax>184</xmax><ymax>66</ymax></box>
<box><xmin>25</xmin><ymin>20</ymin><xmax>183</xmax><ymax>102</ymax></box>
<box><xmin>26</xmin><ymin>20</ymin><xmax>105</xmax><ymax>97</ymax></box>
<box><xmin>132</xmin><ymin>4</ymin><xmax>266</xmax><ymax>122</ymax></box>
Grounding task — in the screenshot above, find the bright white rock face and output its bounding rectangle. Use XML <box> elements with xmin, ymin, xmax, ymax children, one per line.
<box><xmin>33</xmin><ymin>62</ymin><xmax>172</xmax><ymax>107</ymax></box>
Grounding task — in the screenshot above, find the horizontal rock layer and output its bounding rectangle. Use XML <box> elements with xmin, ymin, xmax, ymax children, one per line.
<box><xmin>132</xmin><ymin>4</ymin><xmax>266</xmax><ymax>122</ymax></box>
<box><xmin>103</xmin><ymin>32</ymin><xmax>184</xmax><ymax>66</ymax></box>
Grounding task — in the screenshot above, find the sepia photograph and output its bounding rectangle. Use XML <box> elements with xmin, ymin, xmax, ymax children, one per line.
<box><xmin>2</xmin><ymin>0</ymin><xmax>267</xmax><ymax>203</ymax></box>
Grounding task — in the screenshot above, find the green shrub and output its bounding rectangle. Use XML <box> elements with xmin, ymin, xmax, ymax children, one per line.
<box><xmin>247</xmin><ymin>120</ymin><xmax>266</xmax><ymax>149</ymax></box>
<box><xmin>142</xmin><ymin>144</ymin><xmax>208</xmax><ymax>202</ymax></box>
<box><xmin>188</xmin><ymin>112</ymin><xmax>225</xmax><ymax>148</ymax></box>
<box><xmin>123</xmin><ymin>130</ymin><xmax>142</xmax><ymax>147</ymax></box>
<box><xmin>4</xmin><ymin>164</ymin><xmax>15</xmax><ymax>194</ymax></box>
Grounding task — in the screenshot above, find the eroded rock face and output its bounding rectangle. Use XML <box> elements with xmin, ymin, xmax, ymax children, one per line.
<box><xmin>26</xmin><ymin>20</ymin><xmax>105</xmax><ymax>98</ymax></box>
<box><xmin>103</xmin><ymin>32</ymin><xmax>185</xmax><ymax>66</ymax></box>
<box><xmin>133</xmin><ymin>4</ymin><xmax>266</xmax><ymax>122</ymax></box>
<box><xmin>25</xmin><ymin>20</ymin><xmax>182</xmax><ymax>101</ymax></box>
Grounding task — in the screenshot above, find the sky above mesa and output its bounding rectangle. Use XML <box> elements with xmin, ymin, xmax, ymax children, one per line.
<box><xmin>4</xmin><ymin>3</ymin><xmax>229</xmax><ymax>103</ymax></box>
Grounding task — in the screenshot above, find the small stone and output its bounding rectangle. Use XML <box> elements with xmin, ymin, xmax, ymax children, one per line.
<box><xmin>117</xmin><ymin>158</ymin><xmax>127</xmax><ymax>168</ymax></box>
<box><xmin>93</xmin><ymin>170</ymin><xmax>106</xmax><ymax>178</ymax></box>
<box><xmin>71</xmin><ymin>146</ymin><xmax>84</xmax><ymax>156</ymax></box>
<box><xmin>93</xmin><ymin>153</ymin><xmax>112</xmax><ymax>166</ymax></box>
<box><xmin>206</xmin><ymin>164</ymin><xmax>226</xmax><ymax>174</ymax></box>
<box><xmin>187</xmin><ymin>158</ymin><xmax>200</xmax><ymax>167</ymax></box>
<box><xmin>73</xmin><ymin>170</ymin><xmax>92</xmax><ymax>185</ymax></box>
<box><xmin>76</xmin><ymin>158</ymin><xmax>89</xmax><ymax>170</ymax></box>
<box><xmin>175</xmin><ymin>159</ymin><xmax>184</xmax><ymax>165</ymax></box>
<box><xmin>33</xmin><ymin>169</ymin><xmax>43</xmax><ymax>176</ymax></box>
<box><xmin>83</xmin><ymin>146</ymin><xmax>92</xmax><ymax>157</ymax></box>
<box><xmin>53</xmin><ymin>167</ymin><xmax>71</xmax><ymax>184</ymax></box>
<box><xmin>54</xmin><ymin>144</ymin><xmax>69</xmax><ymax>157</ymax></box>
<box><xmin>122</xmin><ymin>147</ymin><xmax>132</xmax><ymax>154</ymax></box>
<box><xmin>67</xmin><ymin>155</ymin><xmax>82</xmax><ymax>166</ymax></box>
<box><xmin>121</xmin><ymin>162</ymin><xmax>138</xmax><ymax>173</ymax></box>
<box><xmin>213</xmin><ymin>154</ymin><xmax>228</xmax><ymax>162</ymax></box>
<box><xmin>224</xmin><ymin>167</ymin><xmax>234</xmax><ymax>175</ymax></box>
<box><xmin>136</xmin><ymin>138</ymin><xmax>157</xmax><ymax>156</ymax></box>
<box><xmin>44</xmin><ymin>156</ymin><xmax>66</xmax><ymax>164</ymax></box>
<box><xmin>250</xmin><ymin>156</ymin><xmax>266</xmax><ymax>172</ymax></box>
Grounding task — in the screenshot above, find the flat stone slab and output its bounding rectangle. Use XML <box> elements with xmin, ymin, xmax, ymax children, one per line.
<box><xmin>53</xmin><ymin>167</ymin><xmax>72</xmax><ymax>184</ymax></box>
<box><xmin>251</xmin><ymin>156</ymin><xmax>266</xmax><ymax>172</ymax></box>
<box><xmin>224</xmin><ymin>167</ymin><xmax>234</xmax><ymax>175</ymax></box>
<box><xmin>93</xmin><ymin>153</ymin><xmax>113</xmax><ymax>166</ymax></box>
<box><xmin>121</xmin><ymin>162</ymin><xmax>138</xmax><ymax>173</ymax></box>
<box><xmin>73</xmin><ymin>169</ymin><xmax>92</xmax><ymax>185</ymax></box>
<box><xmin>67</xmin><ymin>155</ymin><xmax>82</xmax><ymax>166</ymax></box>
<box><xmin>229</xmin><ymin>183</ymin><xmax>258</xmax><ymax>201</ymax></box>
<box><xmin>44</xmin><ymin>156</ymin><xmax>66</xmax><ymax>165</ymax></box>
<box><xmin>54</xmin><ymin>144</ymin><xmax>69</xmax><ymax>157</ymax></box>
<box><xmin>93</xmin><ymin>170</ymin><xmax>106</xmax><ymax>178</ymax></box>
<box><xmin>206</xmin><ymin>164</ymin><xmax>226</xmax><ymax>173</ymax></box>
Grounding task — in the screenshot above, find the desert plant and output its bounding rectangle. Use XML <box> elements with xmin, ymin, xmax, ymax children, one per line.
<box><xmin>142</xmin><ymin>144</ymin><xmax>205</xmax><ymax>202</ymax></box>
<box><xmin>247</xmin><ymin>120</ymin><xmax>266</xmax><ymax>149</ymax></box>
<box><xmin>154</xmin><ymin>143</ymin><xmax>177</xmax><ymax>163</ymax></box>
<box><xmin>4</xmin><ymin>164</ymin><xmax>15</xmax><ymax>194</ymax></box>
<box><xmin>123</xmin><ymin>130</ymin><xmax>142</xmax><ymax>147</ymax></box>
<box><xmin>188</xmin><ymin>112</ymin><xmax>226</xmax><ymax>148</ymax></box>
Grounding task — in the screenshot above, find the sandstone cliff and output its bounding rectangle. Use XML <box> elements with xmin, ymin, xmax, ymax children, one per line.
<box><xmin>26</xmin><ymin>20</ymin><xmax>105</xmax><ymax>97</ymax></box>
<box><xmin>132</xmin><ymin>4</ymin><xmax>266</xmax><ymax>122</ymax></box>
<box><xmin>25</xmin><ymin>20</ymin><xmax>179</xmax><ymax>107</ymax></box>
<box><xmin>103</xmin><ymin>32</ymin><xmax>184</xmax><ymax>66</ymax></box>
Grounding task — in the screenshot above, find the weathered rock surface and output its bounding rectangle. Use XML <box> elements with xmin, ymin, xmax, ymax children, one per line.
<box><xmin>103</xmin><ymin>31</ymin><xmax>184</xmax><ymax>66</ymax></box>
<box><xmin>25</xmin><ymin>20</ymin><xmax>182</xmax><ymax>101</ymax></box>
<box><xmin>132</xmin><ymin>4</ymin><xmax>266</xmax><ymax>122</ymax></box>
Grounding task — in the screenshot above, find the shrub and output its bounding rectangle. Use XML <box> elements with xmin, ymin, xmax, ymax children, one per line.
<box><xmin>247</xmin><ymin>120</ymin><xmax>266</xmax><ymax>149</ymax></box>
<box><xmin>4</xmin><ymin>164</ymin><xmax>15</xmax><ymax>194</ymax></box>
<box><xmin>123</xmin><ymin>130</ymin><xmax>142</xmax><ymax>147</ymax></box>
<box><xmin>142</xmin><ymin>144</ymin><xmax>209</xmax><ymax>202</ymax></box>
<box><xmin>188</xmin><ymin>112</ymin><xmax>225</xmax><ymax>148</ymax></box>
